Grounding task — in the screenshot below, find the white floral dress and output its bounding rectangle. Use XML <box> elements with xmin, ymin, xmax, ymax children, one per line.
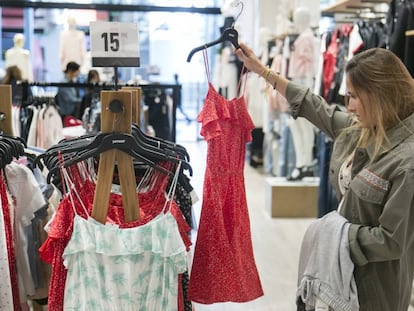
<box><xmin>62</xmin><ymin>212</ymin><xmax>187</xmax><ymax>310</ymax></box>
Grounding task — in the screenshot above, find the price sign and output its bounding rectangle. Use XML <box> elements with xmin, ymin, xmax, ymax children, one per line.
<box><xmin>90</xmin><ymin>21</ymin><xmax>140</xmax><ymax>67</ymax></box>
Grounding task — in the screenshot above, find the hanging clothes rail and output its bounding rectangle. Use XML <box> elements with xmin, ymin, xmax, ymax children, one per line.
<box><xmin>92</xmin><ymin>90</ymin><xmax>139</xmax><ymax>224</ymax></box>
<box><xmin>20</xmin><ymin>81</ymin><xmax>181</xmax><ymax>141</ymax></box>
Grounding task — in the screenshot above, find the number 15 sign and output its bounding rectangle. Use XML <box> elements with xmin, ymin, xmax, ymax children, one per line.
<box><xmin>90</xmin><ymin>21</ymin><xmax>140</xmax><ymax>67</ymax></box>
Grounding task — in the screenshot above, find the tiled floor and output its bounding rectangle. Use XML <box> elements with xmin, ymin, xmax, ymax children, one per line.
<box><xmin>181</xmin><ymin>140</ymin><xmax>414</xmax><ymax>311</ymax></box>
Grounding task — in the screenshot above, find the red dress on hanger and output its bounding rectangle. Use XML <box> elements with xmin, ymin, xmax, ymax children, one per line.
<box><xmin>188</xmin><ymin>55</ymin><xmax>263</xmax><ymax>303</ymax></box>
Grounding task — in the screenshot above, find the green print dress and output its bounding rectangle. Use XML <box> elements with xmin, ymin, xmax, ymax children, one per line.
<box><xmin>62</xmin><ymin>212</ymin><xmax>188</xmax><ymax>310</ymax></box>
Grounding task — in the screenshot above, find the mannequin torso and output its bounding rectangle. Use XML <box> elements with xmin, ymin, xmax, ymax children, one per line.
<box><xmin>59</xmin><ymin>17</ymin><xmax>86</xmax><ymax>71</ymax></box>
<box><xmin>285</xmin><ymin>7</ymin><xmax>317</xmax><ymax>180</ymax></box>
<box><xmin>287</xmin><ymin>7</ymin><xmax>316</xmax><ymax>81</ymax></box>
<box><xmin>5</xmin><ymin>34</ymin><xmax>33</xmax><ymax>82</ymax></box>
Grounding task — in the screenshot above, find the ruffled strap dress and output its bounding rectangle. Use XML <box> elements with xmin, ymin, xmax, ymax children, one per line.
<box><xmin>188</xmin><ymin>52</ymin><xmax>264</xmax><ymax>303</ymax></box>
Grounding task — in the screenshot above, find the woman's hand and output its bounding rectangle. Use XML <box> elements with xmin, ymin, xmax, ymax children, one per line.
<box><xmin>234</xmin><ymin>42</ymin><xmax>267</xmax><ymax>75</ymax></box>
<box><xmin>235</xmin><ymin>42</ymin><xmax>288</xmax><ymax>97</ymax></box>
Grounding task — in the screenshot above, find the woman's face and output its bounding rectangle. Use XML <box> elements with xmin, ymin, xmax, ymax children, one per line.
<box><xmin>346</xmin><ymin>77</ymin><xmax>372</xmax><ymax>128</ymax></box>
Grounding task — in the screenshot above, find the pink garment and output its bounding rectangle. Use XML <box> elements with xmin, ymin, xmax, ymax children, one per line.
<box><xmin>0</xmin><ymin>173</ymin><xmax>21</xmax><ymax>310</ymax></box>
<box><xmin>36</xmin><ymin>105</ymin><xmax>64</xmax><ymax>149</ymax></box>
<box><xmin>288</xmin><ymin>30</ymin><xmax>316</xmax><ymax>80</ymax></box>
<box><xmin>323</xmin><ymin>29</ymin><xmax>340</xmax><ymax>100</ymax></box>
<box><xmin>189</xmin><ymin>57</ymin><xmax>263</xmax><ymax>303</ymax></box>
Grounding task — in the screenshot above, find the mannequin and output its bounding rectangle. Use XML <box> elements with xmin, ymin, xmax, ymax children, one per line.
<box><xmin>286</xmin><ymin>7</ymin><xmax>317</xmax><ymax>181</ymax></box>
<box><xmin>59</xmin><ymin>16</ymin><xmax>86</xmax><ymax>71</ymax></box>
<box><xmin>5</xmin><ymin>34</ymin><xmax>33</xmax><ymax>82</ymax></box>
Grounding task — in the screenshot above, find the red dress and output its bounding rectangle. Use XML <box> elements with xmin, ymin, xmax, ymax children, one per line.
<box><xmin>188</xmin><ymin>62</ymin><xmax>264</xmax><ymax>303</ymax></box>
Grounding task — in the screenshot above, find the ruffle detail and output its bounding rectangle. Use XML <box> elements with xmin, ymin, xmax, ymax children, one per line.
<box><xmin>63</xmin><ymin>213</ymin><xmax>187</xmax><ymax>268</ymax></box>
<box><xmin>198</xmin><ymin>83</ymin><xmax>254</xmax><ymax>141</ymax></box>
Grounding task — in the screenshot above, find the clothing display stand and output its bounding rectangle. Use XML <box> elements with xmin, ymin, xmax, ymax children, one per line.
<box><xmin>0</xmin><ymin>85</ymin><xmax>14</xmax><ymax>136</ymax></box>
<box><xmin>121</xmin><ymin>86</ymin><xmax>142</xmax><ymax>125</ymax></box>
<box><xmin>91</xmin><ymin>90</ymin><xmax>140</xmax><ymax>224</ymax></box>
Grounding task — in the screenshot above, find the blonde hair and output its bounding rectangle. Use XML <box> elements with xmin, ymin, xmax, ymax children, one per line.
<box><xmin>345</xmin><ymin>48</ymin><xmax>414</xmax><ymax>159</ymax></box>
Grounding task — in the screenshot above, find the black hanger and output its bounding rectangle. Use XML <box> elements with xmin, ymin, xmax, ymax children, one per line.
<box><xmin>187</xmin><ymin>27</ymin><xmax>240</xmax><ymax>62</ymax></box>
<box><xmin>42</xmin><ymin>131</ymin><xmax>193</xmax><ymax>184</ymax></box>
<box><xmin>44</xmin><ymin>132</ymin><xmax>172</xmax><ymax>184</ymax></box>
<box><xmin>131</xmin><ymin>124</ymin><xmax>191</xmax><ymax>163</ymax></box>
<box><xmin>34</xmin><ymin>125</ymin><xmax>192</xmax><ymax>177</ymax></box>
<box><xmin>186</xmin><ymin>1</ymin><xmax>244</xmax><ymax>62</ymax></box>
<box><xmin>0</xmin><ymin>135</ymin><xmax>26</xmax><ymax>168</ymax></box>
<box><xmin>127</xmin><ymin>128</ymin><xmax>193</xmax><ymax>176</ymax></box>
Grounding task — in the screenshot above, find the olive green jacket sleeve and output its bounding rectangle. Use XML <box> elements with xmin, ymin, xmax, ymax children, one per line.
<box><xmin>285</xmin><ymin>82</ymin><xmax>351</xmax><ymax>140</ymax></box>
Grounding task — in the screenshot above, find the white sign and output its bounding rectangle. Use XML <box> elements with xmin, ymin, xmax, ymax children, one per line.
<box><xmin>90</xmin><ymin>21</ymin><xmax>140</xmax><ymax>67</ymax></box>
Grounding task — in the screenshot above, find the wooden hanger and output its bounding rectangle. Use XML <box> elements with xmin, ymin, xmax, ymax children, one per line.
<box><xmin>0</xmin><ymin>85</ymin><xmax>14</xmax><ymax>136</ymax></box>
<box><xmin>92</xmin><ymin>90</ymin><xmax>139</xmax><ymax>224</ymax></box>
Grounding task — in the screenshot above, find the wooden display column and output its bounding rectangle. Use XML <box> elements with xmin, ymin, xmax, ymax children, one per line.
<box><xmin>92</xmin><ymin>90</ymin><xmax>140</xmax><ymax>224</ymax></box>
<box><xmin>0</xmin><ymin>85</ymin><xmax>14</xmax><ymax>136</ymax></box>
<box><xmin>121</xmin><ymin>86</ymin><xmax>142</xmax><ymax>125</ymax></box>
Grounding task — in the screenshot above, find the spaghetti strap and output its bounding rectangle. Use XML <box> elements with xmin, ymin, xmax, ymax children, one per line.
<box><xmin>237</xmin><ymin>65</ymin><xmax>249</xmax><ymax>98</ymax></box>
<box><xmin>241</xmin><ymin>66</ymin><xmax>249</xmax><ymax>96</ymax></box>
<box><xmin>162</xmin><ymin>161</ymin><xmax>181</xmax><ymax>214</ymax></box>
<box><xmin>61</xmin><ymin>165</ymin><xmax>89</xmax><ymax>217</ymax></box>
<box><xmin>203</xmin><ymin>49</ymin><xmax>211</xmax><ymax>83</ymax></box>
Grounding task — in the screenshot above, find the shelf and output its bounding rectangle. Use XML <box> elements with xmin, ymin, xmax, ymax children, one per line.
<box><xmin>322</xmin><ymin>0</ymin><xmax>390</xmax><ymax>13</ymax></box>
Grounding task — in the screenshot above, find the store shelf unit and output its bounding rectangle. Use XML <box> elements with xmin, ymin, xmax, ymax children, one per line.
<box><xmin>322</xmin><ymin>0</ymin><xmax>391</xmax><ymax>13</ymax></box>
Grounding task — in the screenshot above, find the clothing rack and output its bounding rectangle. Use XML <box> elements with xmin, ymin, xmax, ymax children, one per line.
<box><xmin>92</xmin><ymin>90</ymin><xmax>139</xmax><ymax>223</ymax></box>
<box><xmin>20</xmin><ymin>81</ymin><xmax>181</xmax><ymax>141</ymax></box>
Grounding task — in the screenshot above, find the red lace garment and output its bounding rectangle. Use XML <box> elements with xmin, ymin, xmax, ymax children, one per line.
<box><xmin>0</xmin><ymin>173</ymin><xmax>21</xmax><ymax>310</ymax></box>
<box><xmin>188</xmin><ymin>54</ymin><xmax>264</xmax><ymax>303</ymax></box>
<box><xmin>39</xmin><ymin>164</ymin><xmax>191</xmax><ymax>311</ymax></box>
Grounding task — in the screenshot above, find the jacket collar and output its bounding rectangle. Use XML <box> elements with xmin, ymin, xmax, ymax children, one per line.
<box><xmin>365</xmin><ymin>112</ymin><xmax>414</xmax><ymax>158</ymax></box>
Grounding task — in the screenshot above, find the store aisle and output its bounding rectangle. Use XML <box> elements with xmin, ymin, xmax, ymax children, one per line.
<box><xmin>183</xmin><ymin>140</ymin><xmax>314</xmax><ymax>311</ymax></box>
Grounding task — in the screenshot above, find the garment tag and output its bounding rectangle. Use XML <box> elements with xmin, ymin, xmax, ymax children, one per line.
<box><xmin>315</xmin><ymin>298</ymin><xmax>329</xmax><ymax>311</ymax></box>
<box><xmin>190</xmin><ymin>190</ymin><xmax>199</xmax><ymax>205</ymax></box>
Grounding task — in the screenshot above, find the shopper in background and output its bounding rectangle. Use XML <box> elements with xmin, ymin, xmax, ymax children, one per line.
<box><xmin>235</xmin><ymin>42</ymin><xmax>414</xmax><ymax>311</ymax></box>
<box><xmin>55</xmin><ymin>61</ymin><xmax>82</xmax><ymax>122</ymax></box>
<box><xmin>79</xmin><ymin>69</ymin><xmax>100</xmax><ymax>118</ymax></box>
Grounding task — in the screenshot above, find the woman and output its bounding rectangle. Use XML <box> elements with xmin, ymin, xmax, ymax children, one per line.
<box><xmin>55</xmin><ymin>61</ymin><xmax>81</xmax><ymax>120</ymax></box>
<box><xmin>79</xmin><ymin>69</ymin><xmax>100</xmax><ymax>118</ymax></box>
<box><xmin>235</xmin><ymin>43</ymin><xmax>414</xmax><ymax>310</ymax></box>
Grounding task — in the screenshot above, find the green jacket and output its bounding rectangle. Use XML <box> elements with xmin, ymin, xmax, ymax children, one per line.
<box><xmin>286</xmin><ymin>82</ymin><xmax>414</xmax><ymax>311</ymax></box>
